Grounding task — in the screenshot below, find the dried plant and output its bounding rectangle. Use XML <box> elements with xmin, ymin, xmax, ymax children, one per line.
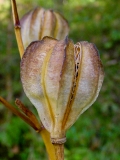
<box><xmin>0</xmin><ymin>0</ymin><xmax>104</xmax><ymax>160</ymax></box>
<box><xmin>20</xmin><ymin>37</ymin><xmax>104</xmax><ymax>159</ymax></box>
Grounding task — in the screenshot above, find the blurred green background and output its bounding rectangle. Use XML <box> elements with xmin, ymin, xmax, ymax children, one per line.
<box><xmin>0</xmin><ymin>0</ymin><xmax>120</xmax><ymax>159</ymax></box>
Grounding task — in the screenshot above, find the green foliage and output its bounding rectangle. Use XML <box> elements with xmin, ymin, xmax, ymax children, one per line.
<box><xmin>0</xmin><ymin>0</ymin><xmax>120</xmax><ymax>159</ymax></box>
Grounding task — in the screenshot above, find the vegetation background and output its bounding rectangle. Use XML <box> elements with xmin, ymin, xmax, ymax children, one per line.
<box><xmin>0</xmin><ymin>0</ymin><xmax>120</xmax><ymax>159</ymax></box>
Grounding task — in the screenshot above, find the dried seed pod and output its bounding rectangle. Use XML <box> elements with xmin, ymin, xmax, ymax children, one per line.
<box><xmin>20</xmin><ymin>7</ymin><xmax>69</xmax><ymax>48</ymax></box>
<box><xmin>20</xmin><ymin>36</ymin><xmax>104</xmax><ymax>144</ymax></box>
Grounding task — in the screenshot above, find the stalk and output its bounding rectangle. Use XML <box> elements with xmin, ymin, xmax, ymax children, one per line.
<box><xmin>53</xmin><ymin>144</ymin><xmax>64</xmax><ymax>160</ymax></box>
<box><xmin>40</xmin><ymin>130</ymin><xmax>56</xmax><ymax>160</ymax></box>
<box><xmin>11</xmin><ymin>0</ymin><xmax>24</xmax><ymax>58</ymax></box>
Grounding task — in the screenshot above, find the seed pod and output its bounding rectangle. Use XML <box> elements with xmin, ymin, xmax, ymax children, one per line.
<box><xmin>20</xmin><ymin>36</ymin><xmax>104</xmax><ymax>144</ymax></box>
<box><xmin>20</xmin><ymin>7</ymin><xmax>69</xmax><ymax>48</ymax></box>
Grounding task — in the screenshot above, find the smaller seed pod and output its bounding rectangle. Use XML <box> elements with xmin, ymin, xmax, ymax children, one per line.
<box><xmin>20</xmin><ymin>7</ymin><xmax>69</xmax><ymax>48</ymax></box>
<box><xmin>20</xmin><ymin>36</ymin><xmax>104</xmax><ymax>144</ymax></box>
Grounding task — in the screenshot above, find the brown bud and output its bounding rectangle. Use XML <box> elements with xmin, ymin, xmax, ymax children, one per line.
<box><xmin>20</xmin><ymin>7</ymin><xmax>69</xmax><ymax>48</ymax></box>
<box><xmin>20</xmin><ymin>37</ymin><xmax>104</xmax><ymax>144</ymax></box>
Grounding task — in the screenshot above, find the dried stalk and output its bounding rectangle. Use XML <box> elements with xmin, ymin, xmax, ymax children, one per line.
<box><xmin>0</xmin><ymin>96</ymin><xmax>56</xmax><ymax>160</ymax></box>
<box><xmin>11</xmin><ymin>0</ymin><xmax>24</xmax><ymax>58</ymax></box>
<box><xmin>15</xmin><ymin>98</ymin><xmax>41</xmax><ymax>130</ymax></box>
<box><xmin>0</xmin><ymin>96</ymin><xmax>41</xmax><ymax>131</ymax></box>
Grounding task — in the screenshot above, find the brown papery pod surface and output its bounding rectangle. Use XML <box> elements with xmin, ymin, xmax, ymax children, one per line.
<box><xmin>20</xmin><ymin>36</ymin><xmax>104</xmax><ymax>144</ymax></box>
<box><xmin>20</xmin><ymin>7</ymin><xmax>69</xmax><ymax>49</ymax></box>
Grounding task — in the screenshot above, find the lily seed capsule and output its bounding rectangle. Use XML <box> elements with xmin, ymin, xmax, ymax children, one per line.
<box><xmin>20</xmin><ymin>7</ymin><xmax>69</xmax><ymax>48</ymax></box>
<box><xmin>21</xmin><ymin>36</ymin><xmax>104</xmax><ymax>144</ymax></box>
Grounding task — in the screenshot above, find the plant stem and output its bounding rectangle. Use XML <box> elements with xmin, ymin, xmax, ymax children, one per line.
<box><xmin>0</xmin><ymin>97</ymin><xmax>56</xmax><ymax>160</ymax></box>
<box><xmin>11</xmin><ymin>0</ymin><xmax>24</xmax><ymax>58</ymax></box>
<box><xmin>40</xmin><ymin>130</ymin><xmax>56</xmax><ymax>160</ymax></box>
<box><xmin>0</xmin><ymin>97</ymin><xmax>40</xmax><ymax>131</ymax></box>
<box><xmin>53</xmin><ymin>144</ymin><xmax>64</xmax><ymax>160</ymax></box>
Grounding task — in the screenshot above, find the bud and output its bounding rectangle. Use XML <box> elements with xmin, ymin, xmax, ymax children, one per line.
<box><xmin>20</xmin><ymin>7</ymin><xmax>69</xmax><ymax>48</ymax></box>
<box><xmin>20</xmin><ymin>36</ymin><xmax>104</xmax><ymax>144</ymax></box>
